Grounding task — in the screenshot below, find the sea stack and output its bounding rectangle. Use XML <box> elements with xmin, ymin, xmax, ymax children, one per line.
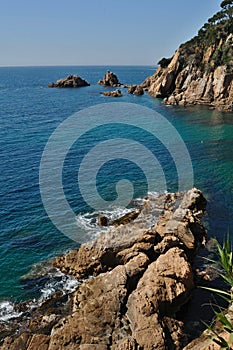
<box><xmin>98</xmin><ymin>70</ymin><xmax>121</xmax><ymax>87</ymax></box>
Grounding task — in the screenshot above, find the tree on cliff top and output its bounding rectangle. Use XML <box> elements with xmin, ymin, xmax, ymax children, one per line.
<box><xmin>159</xmin><ymin>1</ymin><xmax>233</xmax><ymax>67</ymax></box>
<box><xmin>195</xmin><ymin>0</ymin><xmax>233</xmax><ymax>47</ymax></box>
<box><xmin>221</xmin><ymin>0</ymin><xmax>233</xmax><ymax>18</ymax></box>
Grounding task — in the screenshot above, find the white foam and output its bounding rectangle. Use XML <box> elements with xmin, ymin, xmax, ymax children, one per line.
<box><xmin>39</xmin><ymin>269</ymin><xmax>79</xmax><ymax>302</ymax></box>
<box><xmin>100</xmin><ymin>206</ymin><xmax>134</xmax><ymax>221</ymax></box>
<box><xmin>0</xmin><ymin>301</ymin><xmax>22</xmax><ymax>322</ymax></box>
<box><xmin>75</xmin><ymin>206</ymin><xmax>136</xmax><ymax>241</ymax></box>
<box><xmin>0</xmin><ymin>269</ymin><xmax>80</xmax><ymax>324</ymax></box>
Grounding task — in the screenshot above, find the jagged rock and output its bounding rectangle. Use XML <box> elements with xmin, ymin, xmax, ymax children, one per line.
<box><xmin>111</xmin><ymin>209</ymin><xmax>140</xmax><ymax>226</ymax></box>
<box><xmin>98</xmin><ymin>71</ymin><xmax>121</xmax><ymax>87</ymax></box>
<box><xmin>125</xmin><ymin>247</ymin><xmax>193</xmax><ymax>349</ymax></box>
<box><xmin>154</xmin><ymin>235</ymin><xmax>181</xmax><ymax>255</ymax></box>
<box><xmin>53</xmin><ymin>189</ymin><xmax>206</xmax><ymax>279</ymax></box>
<box><xmin>127</xmin><ymin>85</ymin><xmax>144</xmax><ymax>95</ymax></box>
<box><xmin>155</xmin><ymin>189</ymin><xmax>207</xmax><ymax>252</ymax></box>
<box><xmin>48</xmin><ymin>75</ymin><xmax>90</xmax><ymax>88</ymax></box>
<box><xmin>101</xmin><ymin>89</ymin><xmax>122</xmax><ymax>97</ymax></box>
<box><xmin>0</xmin><ymin>188</ymin><xmax>208</xmax><ymax>350</ymax></box>
<box><xmin>142</xmin><ymin>33</ymin><xmax>233</xmax><ymax>111</ymax></box>
<box><xmin>98</xmin><ymin>210</ymin><xmax>140</xmax><ymax>227</ymax></box>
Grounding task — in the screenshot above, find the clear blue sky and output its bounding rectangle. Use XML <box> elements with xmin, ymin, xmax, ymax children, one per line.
<box><xmin>1</xmin><ymin>0</ymin><xmax>221</xmax><ymax>66</ymax></box>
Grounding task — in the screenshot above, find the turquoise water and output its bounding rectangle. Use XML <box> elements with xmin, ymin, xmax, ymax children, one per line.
<box><xmin>0</xmin><ymin>66</ymin><xmax>233</xmax><ymax>302</ymax></box>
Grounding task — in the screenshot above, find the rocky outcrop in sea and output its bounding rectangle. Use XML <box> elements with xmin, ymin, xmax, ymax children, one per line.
<box><xmin>101</xmin><ymin>89</ymin><xmax>123</xmax><ymax>97</ymax></box>
<box><xmin>98</xmin><ymin>70</ymin><xmax>121</xmax><ymax>87</ymax></box>
<box><xmin>0</xmin><ymin>188</ymin><xmax>213</xmax><ymax>350</ymax></box>
<box><xmin>48</xmin><ymin>75</ymin><xmax>90</xmax><ymax>88</ymax></box>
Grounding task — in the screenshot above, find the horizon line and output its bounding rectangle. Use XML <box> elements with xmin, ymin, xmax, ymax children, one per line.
<box><xmin>0</xmin><ymin>64</ymin><xmax>156</xmax><ymax>68</ymax></box>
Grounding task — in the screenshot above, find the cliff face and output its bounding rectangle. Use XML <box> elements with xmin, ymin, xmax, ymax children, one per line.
<box><xmin>142</xmin><ymin>32</ymin><xmax>233</xmax><ymax>111</ymax></box>
<box><xmin>0</xmin><ymin>189</ymin><xmax>208</xmax><ymax>350</ymax></box>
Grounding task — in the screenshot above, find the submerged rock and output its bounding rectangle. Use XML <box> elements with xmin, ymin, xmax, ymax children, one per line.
<box><xmin>48</xmin><ymin>75</ymin><xmax>90</xmax><ymax>88</ymax></box>
<box><xmin>98</xmin><ymin>70</ymin><xmax>121</xmax><ymax>87</ymax></box>
<box><xmin>0</xmin><ymin>188</ymin><xmax>209</xmax><ymax>349</ymax></box>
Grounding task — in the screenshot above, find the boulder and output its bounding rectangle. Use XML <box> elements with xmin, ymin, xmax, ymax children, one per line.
<box><xmin>98</xmin><ymin>71</ymin><xmax>121</xmax><ymax>87</ymax></box>
<box><xmin>126</xmin><ymin>247</ymin><xmax>193</xmax><ymax>349</ymax></box>
<box><xmin>48</xmin><ymin>75</ymin><xmax>90</xmax><ymax>88</ymax></box>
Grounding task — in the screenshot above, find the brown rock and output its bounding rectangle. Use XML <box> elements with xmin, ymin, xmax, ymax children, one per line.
<box><xmin>111</xmin><ymin>338</ymin><xmax>137</xmax><ymax>350</ymax></box>
<box><xmin>125</xmin><ymin>247</ymin><xmax>193</xmax><ymax>349</ymax></box>
<box><xmin>142</xmin><ymin>34</ymin><xmax>233</xmax><ymax>111</ymax></box>
<box><xmin>98</xmin><ymin>70</ymin><xmax>121</xmax><ymax>87</ymax></box>
<box><xmin>49</xmin><ymin>255</ymin><xmax>150</xmax><ymax>349</ymax></box>
<box><xmin>48</xmin><ymin>75</ymin><xmax>90</xmax><ymax>88</ymax></box>
<box><xmin>0</xmin><ymin>333</ymin><xmax>30</xmax><ymax>350</ymax></box>
<box><xmin>27</xmin><ymin>334</ymin><xmax>50</xmax><ymax>350</ymax></box>
<box><xmin>0</xmin><ymin>189</ymin><xmax>208</xmax><ymax>350</ymax></box>
<box><xmin>154</xmin><ymin>235</ymin><xmax>181</xmax><ymax>255</ymax></box>
<box><xmin>155</xmin><ymin>188</ymin><xmax>207</xmax><ymax>252</ymax></box>
<box><xmin>111</xmin><ymin>209</ymin><xmax>140</xmax><ymax>226</ymax></box>
<box><xmin>101</xmin><ymin>89</ymin><xmax>122</xmax><ymax>97</ymax></box>
<box><xmin>127</xmin><ymin>85</ymin><xmax>144</xmax><ymax>95</ymax></box>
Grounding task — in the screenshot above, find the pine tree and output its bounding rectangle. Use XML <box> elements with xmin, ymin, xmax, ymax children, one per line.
<box><xmin>221</xmin><ymin>0</ymin><xmax>233</xmax><ymax>19</ymax></box>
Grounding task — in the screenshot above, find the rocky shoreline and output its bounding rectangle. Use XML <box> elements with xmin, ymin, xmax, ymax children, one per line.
<box><xmin>1</xmin><ymin>188</ymin><xmax>222</xmax><ymax>350</ymax></box>
<box><xmin>140</xmin><ymin>41</ymin><xmax>233</xmax><ymax>111</ymax></box>
<box><xmin>139</xmin><ymin>27</ymin><xmax>233</xmax><ymax>111</ymax></box>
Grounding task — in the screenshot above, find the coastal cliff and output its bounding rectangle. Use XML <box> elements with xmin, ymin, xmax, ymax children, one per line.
<box><xmin>142</xmin><ymin>3</ymin><xmax>233</xmax><ymax>111</ymax></box>
<box><xmin>0</xmin><ymin>188</ymin><xmax>210</xmax><ymax>350</ymax></box>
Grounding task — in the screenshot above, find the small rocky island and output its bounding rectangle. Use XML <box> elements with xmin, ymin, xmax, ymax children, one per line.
<box><xmin>48</xmin><ymin>75</ymin><xmax>90</xmax><ymax>88</ymax></box>
<box><xmin>141</xmin><ymin>2</ymin><xmax>233</xmax><ymax>111</ymax></box>
<box><xmin>1</xmin><ymin>188</ymin><xmax>224</xmax><ymax>350</ymax></box>
<box><xmin>98</xmin><ymin>70</ymin><xmax>122</xmax><ymax>87</ymax></box>
<box><xmin>101</xmin><ymin>89</ymin><xmax>123</xmax><ymax>97</ymax></box>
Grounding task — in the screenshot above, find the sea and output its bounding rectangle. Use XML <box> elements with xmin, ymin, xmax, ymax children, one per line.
<box><xmin>0</xmin><ymin>66</ymin><xmax>233</xmax><ymax>316</ymax></box>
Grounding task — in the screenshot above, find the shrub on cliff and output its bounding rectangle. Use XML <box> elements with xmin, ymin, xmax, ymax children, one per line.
<box><xmin>158</xmin><ymin>57</ymin><xmax>172</xmax><ymax>68</ymax></box>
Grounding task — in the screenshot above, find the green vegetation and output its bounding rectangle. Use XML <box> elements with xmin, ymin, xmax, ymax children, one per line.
<box><xmin>177</xmin><ymin>1</ymin><xmax>233</xmax><ymax>69</ymax></box>
<box><xmin>158</xmin><ymin>57</ymin><xmax>172</xmax><ymax>68</ymax></box>
<box><xmin>202</xmin><ymin>236</ymin><xmax>233</xmax><ymax>349</ymax></box>
<box><xmin>197</xmin><ymin>0</ymin><xmax>233</xmax><ymax>44</ymax></box>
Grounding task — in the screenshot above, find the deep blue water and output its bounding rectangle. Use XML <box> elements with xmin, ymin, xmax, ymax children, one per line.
<box><xmin>0</xmin><ymin>66</ymin><xmax>233</xmax><ymax>303</ymax></box>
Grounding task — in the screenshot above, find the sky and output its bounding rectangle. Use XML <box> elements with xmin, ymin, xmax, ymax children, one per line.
<box><xmin>0</xmin><ymin>0</ymin><xmax>221</xmax><ymax>66</ymax></box>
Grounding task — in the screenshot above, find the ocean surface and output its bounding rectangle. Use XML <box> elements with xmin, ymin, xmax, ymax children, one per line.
<box><xmin>0</xmin><ymin>66</ymin><xmax>233</xmax><ymax>308</ymax></box>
